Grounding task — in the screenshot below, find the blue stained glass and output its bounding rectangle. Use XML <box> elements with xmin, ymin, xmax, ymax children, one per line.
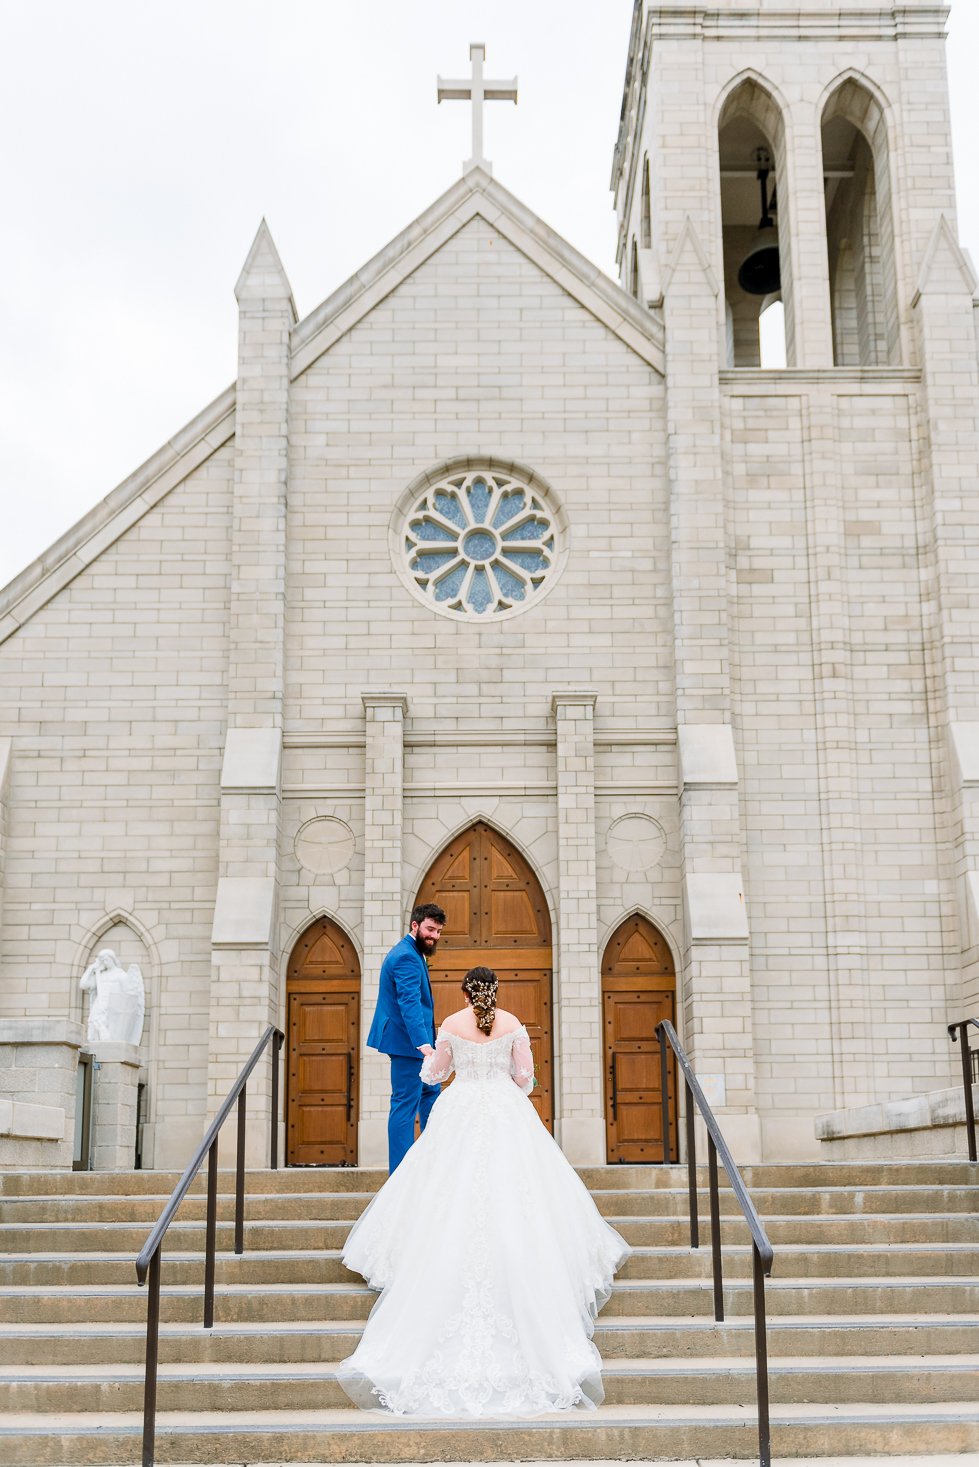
<box><xmin>461</xmin><ymin>529</ymin><xmax>496</xmax><ymax>562</ymax></box>
<box><xmin>468</xmin><ymin>567</ymin><xmax>493</xmax><ymax>613</ymax></box>
<box><xmin>434</xmin><ymin>563</ymin><xmax>466</xmax><ymax>601</ymax></box>
<box><xmin>502</xmin><ymin>549</ymin><xmax>547</xmax><ymax>573</ymax></box>
<box><xmin>413</xmin><ymin>519</ymin><xmax>457</xmax><ymax>543</ymax></box>
<box><xmin>467</xmin><ymin>479</ymin><xmax>492</xmax><ymax>522</ymax></box>
<box><xmin>413</xmin><ymin>551</ymin><xmax>457</xmax><ymax>575</ymax></box>
<box><xmin>433</xmin><ymin>492</ymin><xmax>465</xmax><ymax>528</ymax></box>
<box><xmin>491</xmin><ymin>562</ymin><xmax>526</xmax><ymax>600</ymax></box>
<box><xmin>502</xmin><ymin>517</ymin><xmax>548</xmax><ymax>542</ymax></box>
<box><xmin>492</xmin><ymin>492</ymin><xmax>525</xmax><ymax>529</ymax></box>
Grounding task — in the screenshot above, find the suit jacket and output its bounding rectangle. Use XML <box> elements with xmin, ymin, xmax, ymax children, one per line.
<box><xmin>367</xmin><ymin>934</ymin><xmax>436</xmax><ymax>1058</ymax></box>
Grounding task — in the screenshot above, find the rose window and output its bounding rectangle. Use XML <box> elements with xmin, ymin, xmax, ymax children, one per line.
<box><xmin>404</xmin><ymin>469</ymin><xmax>557</xmax><ymax>618</ymax></box>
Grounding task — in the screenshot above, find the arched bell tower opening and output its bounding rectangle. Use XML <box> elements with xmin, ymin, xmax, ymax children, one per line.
<box><xmin>718</xmin><ymin>77</ymin><xmax>793</xmax><ymax>367</ymax></box>
<box><xmin>821</xmin><ymin>77</ymin><xmax>901</xmax><ymax>366</ymax></box>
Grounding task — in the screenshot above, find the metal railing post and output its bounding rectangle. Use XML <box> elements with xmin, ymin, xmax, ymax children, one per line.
<box><xmin>235</xmin><ymin>1086</ymin><xmax>247</xmax><ymax>1256</ymax></box>
<box><xmin>949</xmin><ymin>1020</ymin><xmax>978</xmax><ymax>1162</ymax></box>
<box><xmin>753</xmin><ymin>1242</ymin><xmax>771</xmax><ymax>1467</ymax></box>
<box><xmin>141</xmin><ymin>1247</ymin><xmax>161</xmax><ymax>1467</ymax></box>
<box><xmin>707</xmin><ymin>1135</ymin><xmax>724</xmax><ymax>1322</ymax></box>
<box><xmin>660</xmin><ymin>1027</ymin><xmax>671</xmax><ymax>1164</ymax></box>
<box><xmin>656</xmin><ymin>1019</ymin><xmax>773</xmax><ymax>1467</ymax></box>
<box><xmin>136</xmin><ymin>1024</ymin><xmax>284</xmax><ymax>1467</ymax></box>
<box><xmin>203</xmin><ymin>1140</ymin><xmax>218</xmax><ymax>1329</ymax></box>
<box><xmin>685</xmin><ymin>1081</ymin><xmax>699</xmax><ymax>1250</ymax></box>
<box><xmin>271</xmin><ymin>1032</ymin><xmax>281</xmax><ymax>1170</ymax></box>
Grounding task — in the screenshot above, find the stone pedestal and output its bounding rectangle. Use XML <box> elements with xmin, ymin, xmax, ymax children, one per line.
<box><xmin>0</xmin><ymin>1020</ymin><xmax>83</xmax><ymax>1170</ymax></box>
<box><xmin>86</xmin><ymin>1042</ymin><xmax>141</xmax><ymax>1170</ymax></box>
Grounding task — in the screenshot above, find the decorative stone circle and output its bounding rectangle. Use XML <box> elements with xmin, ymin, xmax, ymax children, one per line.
<box><xmin>401</xmin><ymin>467</ymin><xmax>559</xmax><ymax>620</ymax></box>
<box><xmin>606</xmin><ymin>814</ymin><xmax>666</xmax><ymax>874</ymax></box>
<box><xmin>295</xmin><ymin>818</ymin><xmax>356</xmax><ymax>877</ymax></box>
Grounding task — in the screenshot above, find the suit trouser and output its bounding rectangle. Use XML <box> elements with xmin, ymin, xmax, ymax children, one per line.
<box><xmin>388</xmin><ymin>1054</ymin><xmax>441</xmax><ymax>1173</ymax></box>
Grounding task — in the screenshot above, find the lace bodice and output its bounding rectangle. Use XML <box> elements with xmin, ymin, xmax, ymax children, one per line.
<box><xmin>420</xmin><ymin>1025</ymin><xmax>535</xmax><ymax>1094</ymax></box>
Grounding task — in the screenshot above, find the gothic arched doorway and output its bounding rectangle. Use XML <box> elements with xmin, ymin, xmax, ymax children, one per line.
<box><xmin>415</xmin><ymin>821</ymin><xmax>554</xmax><ymax>1131</ymax></box>
<box><xmin>602</xmin><ymin>914</ymin><xmax>677</xmax><ymax>1163</ymax></box>
<box><xmin>285</xmin><ymin>916</ymin><xmax>360</xmax><ymax>1165</ymax></box>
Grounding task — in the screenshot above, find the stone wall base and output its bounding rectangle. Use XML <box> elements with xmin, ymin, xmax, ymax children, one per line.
<box><xmin>816</xmin><ymin>1084</ymin><xmax>978</xmax><ymax>1161</ymax></box>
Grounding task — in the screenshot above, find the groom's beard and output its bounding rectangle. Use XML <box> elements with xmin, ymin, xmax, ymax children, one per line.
<box><xmin>417</xmin><ymin>936</ymin><xmax>439</xmax><ymax>956</ymax></box>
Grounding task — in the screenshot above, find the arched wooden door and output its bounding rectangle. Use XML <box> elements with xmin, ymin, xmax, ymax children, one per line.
<box><xmin>602</xmin><ymin>915</ymin><xmax>677</xmax><ymax>1163</ymax></box>
<box><xmin>415</xmin><ymin>822</ymin><xmax>554</xmax><ymax>1131</ymax></box>
<box><xmin>285</xmin><ymin>917</ymin><xmax>360</xmax><ymax>1166</ymax></box>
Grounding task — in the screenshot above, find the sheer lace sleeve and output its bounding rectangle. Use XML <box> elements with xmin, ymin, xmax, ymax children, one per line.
<box><xmin>510</xmin><ymin>1027</ymin><xmax>535</xmax><ymax>1095</ymax></box>
<box><xmin>419</xmin><ymin>1030</ymin><xmax>454</xmax><ymax>1085</ymax></box>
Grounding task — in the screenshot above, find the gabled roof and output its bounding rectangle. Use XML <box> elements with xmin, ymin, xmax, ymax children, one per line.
<box><xmin>0</xmin><ymin>166</ymin><xmax>663</xmax><ymax>644</ymax></box>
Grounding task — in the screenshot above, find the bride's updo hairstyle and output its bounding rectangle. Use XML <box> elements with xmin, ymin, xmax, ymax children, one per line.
<box><xmin>462</xmin><ymin>966</ymin><xmax>498</xmax><ymax>1035</ymax></box>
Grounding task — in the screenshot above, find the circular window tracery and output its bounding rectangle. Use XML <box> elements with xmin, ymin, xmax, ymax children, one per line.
<box><xmin>403</xmin><ymin>468</ymin><xmax>558</xmax><ymax>619</ymax></box>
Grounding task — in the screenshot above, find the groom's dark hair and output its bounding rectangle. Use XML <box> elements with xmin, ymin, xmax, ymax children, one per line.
<box><xmin>411</xmin><ymin>902</ymin><xmax>446</xmax><ymax>927</ymax></box>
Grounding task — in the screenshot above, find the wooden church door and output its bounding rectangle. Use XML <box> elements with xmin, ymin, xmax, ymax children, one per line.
<box><xmin>602</xmin><ymin>914</ymin><xmax>677</xmax><ymax>1163</ymax></box>
<box><xmin>285</xmin><ymin>917</ymin><xmax>360</xmax><ymax>1165</ymax></box>
<box><xmin>415</xmin><ymin>822</ymin><xmax>554</xmax><ymax>1131</ymax></box>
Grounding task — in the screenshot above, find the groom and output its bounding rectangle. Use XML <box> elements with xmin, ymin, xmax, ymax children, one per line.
<box><xmin>368</xmin><ymin>902</ymin><xmax>446</xmax><ymax>1172</ymax></box>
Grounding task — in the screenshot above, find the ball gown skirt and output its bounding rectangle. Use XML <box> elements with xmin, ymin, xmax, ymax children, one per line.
<box><xmin>336</xmin><ymin>1027</ymin><xmax>631</xmax><ymax>1416</ymax></box>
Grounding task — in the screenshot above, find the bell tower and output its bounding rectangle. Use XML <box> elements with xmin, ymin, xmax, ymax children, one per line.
<box><xmin>612</xmin><ymin>0</ymin><xmax>957</xmax><ymax>369</ymax></box>
<box><xmin>611</xmin><ymin>2</ymin><xmax>979</xmax><ymax>1157</ymax></box>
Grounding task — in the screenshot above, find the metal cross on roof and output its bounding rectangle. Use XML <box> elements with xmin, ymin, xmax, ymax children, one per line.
<box><xmin>437</xmin><ymin>43</ymin><xmax>517</xmax><ymax>176</ymax></box>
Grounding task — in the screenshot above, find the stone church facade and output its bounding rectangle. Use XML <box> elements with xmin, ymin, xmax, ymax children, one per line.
<box><xmin>1</xmin><ymin>0</ymin><xmax>977</xmax><ymax>1171</ymax></box>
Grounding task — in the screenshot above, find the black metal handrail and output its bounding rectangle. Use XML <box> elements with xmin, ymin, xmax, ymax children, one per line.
<box><xmin>135</xmin><ymin>1023</ymin><xmax>284</xmax><ymax>1467</ymax></box>
<box><xmin>657</xmin><ymin>1019</ymin><xmax>775</xmax><ymax>1467</ymax></box>
<box><xmin>948</xmin><ymin>1017</ymin><xmax>979</xmax><ymax>1162</ymax></box>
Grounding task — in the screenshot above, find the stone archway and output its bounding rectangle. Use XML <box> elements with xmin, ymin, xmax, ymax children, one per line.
<box><xmin>415</xmin><ymin>821</ymin><xmax>554</xmax><ymax>1132</ymax></box>
<box><xmin>285</xmin><ymin>916</ymin><xmax>360</xmax><ymax>1165</ymax></box>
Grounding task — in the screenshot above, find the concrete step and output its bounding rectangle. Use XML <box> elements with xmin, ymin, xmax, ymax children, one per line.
<box><xmin>3</xmin><ymin>1160</ymin><xmax>976</xmax><ymax>1196</ymax></box>
<box><xmin>4</xmin><ymin>1240</ymin><xmax>977</xmax><ymax>1289</ymax></box>
<box><xmin>2</xmin><ymin>1355</ymin><xmax>977</xmax><ymax>1414</ymax></box>
<box><xmin>4</xmin><ymin>1276</ymin><xmax>978</xmax><ymax>1326</ymax></box>
<box><xmin>3</xmin><ymin>1401</ymin><xmax>979</xmax><ymax>1464</ymax></box>
<box><xmin>3</xmin><ymin>1315</ymin><xmax>977</xmax><ymax>1367</ymax></box>
<box><xmin>3</xmin><ymin>1212</ymin><xmax>976</xmax><ymax>1257</ymax></box>
<box><xmin>4</xmin><ymin>1182</ymin><xmax>977</xmax><ymax>1225</ymax></box>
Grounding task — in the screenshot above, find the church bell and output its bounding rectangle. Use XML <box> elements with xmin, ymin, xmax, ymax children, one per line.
<box><xmin>737</xmin><ymin>157</ymin><xmax>781</xmax><ymax>296</ymax></box>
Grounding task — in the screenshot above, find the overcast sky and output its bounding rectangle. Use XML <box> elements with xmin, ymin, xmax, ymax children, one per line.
<box><xmin>1</xmin><ymin>0</ymin><xmax>977</xmax><ymax>593</ymax></box>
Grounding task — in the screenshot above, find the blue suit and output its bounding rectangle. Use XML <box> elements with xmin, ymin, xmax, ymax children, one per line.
<box><xmin>367</xmin><ymin>935</ymin><xmax>440</xmax><ymax>1171</ymax></box>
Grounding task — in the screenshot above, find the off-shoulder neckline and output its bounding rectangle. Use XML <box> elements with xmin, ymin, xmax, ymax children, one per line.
<box><xmin>437</xmin><ymin>1024</ymin><xmax>526</xmax><ymax>1047</ymax></box>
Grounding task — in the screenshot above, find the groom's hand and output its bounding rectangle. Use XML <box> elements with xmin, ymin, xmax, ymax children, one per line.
<box><xmin>418</xmin><ymin>1043</ymin><xmax>435</xmax><ymax>1056</ymax></box>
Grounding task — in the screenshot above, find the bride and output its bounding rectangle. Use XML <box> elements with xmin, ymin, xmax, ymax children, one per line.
<box><xmin>337</xmin><ymin>966</ymin><xmax>630</xmax><ymax>1416</ymax></box>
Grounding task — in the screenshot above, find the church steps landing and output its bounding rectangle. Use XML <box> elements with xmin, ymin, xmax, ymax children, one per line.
<box><xmin>3</xmin><ymin>1404</ymin><xmax>979</xmax><ymax>1465</ymax></box>
<box><xmin>5</xmin><ymin>1278</ymin><xmax>979</xmax><ymax>1327</ymax></box>
<box><xmin>0</xmin><ymin>1162</ymin><xmax>972</xmax><ymax>1197</ymax></box>
<box><xmin>2</xmin><ymin>1239</ymin><xmax>975</xmax><ymax>1286</ymax></box>
<box><xmin>2</xmin><ymin>1212</ymin><xmax>975</xmax><ymax>1252</ymax></box>
<box><xmin>3</xmin><ymin>1356</ymin><xmax>977</xmax><ymax>1413</ymax></box>
<box><xmin>0</xmin><ymin>1163</ymin><xmax>977</xmax><ymax>1464</ymax></box>
<box><xmin>4</xmin><ymin>1317</ymin><xmax>979</xmax><ymax>1368</ymax></box>
<box><xmin>2</xmin><ymin>1184</ymin><xmax>975</xmax><ymax>1225</ymax></box>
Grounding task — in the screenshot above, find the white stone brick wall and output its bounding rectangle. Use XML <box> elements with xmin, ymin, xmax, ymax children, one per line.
<box><xmin>0</xmin><ymin>454</ymin><xmax>232</xmax><ymax>1166</ymax></box>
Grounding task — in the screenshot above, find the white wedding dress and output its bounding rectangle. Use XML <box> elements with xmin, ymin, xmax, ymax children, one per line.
<box><xmin>337</xmin><ymin>1024</ymin><xmax>630</xmax><ymax>1416</ymax></box>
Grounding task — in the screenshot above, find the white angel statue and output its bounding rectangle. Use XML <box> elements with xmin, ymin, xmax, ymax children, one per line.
<box><xmin>80</xmin><ymin>949</ymin><xmax>145</xmax><ymax>1046</ymax></box>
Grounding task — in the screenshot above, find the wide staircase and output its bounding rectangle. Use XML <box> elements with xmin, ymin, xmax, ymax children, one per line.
<box><xmin>0</xmin><ymin>1161</ymin><xmax>977</xmax><ymax>1465</ymax></box>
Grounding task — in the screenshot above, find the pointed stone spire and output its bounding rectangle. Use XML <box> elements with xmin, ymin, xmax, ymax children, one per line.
<box><xmin>913</xmin><ymin>214</ymin><xmax>978</xmax><ymax>302</ymax></box>
<box><xmin>661</xmin><ymin>215</ymin><xmax>720</xmax><ymax>300</ymax></box>
<box><xmin>234</xmin><ymin>218</ymin><xmax>297</xmax><ymax>320</ymax></box>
